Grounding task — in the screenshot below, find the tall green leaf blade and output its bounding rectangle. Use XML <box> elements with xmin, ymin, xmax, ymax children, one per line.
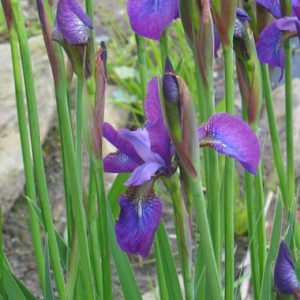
<box><xmin>44</xmin><ymin>237</ymin><xmax>54</xmax><ymax>300</ymax></box>
<box><xmin>156</xmin><ymin>222</ymin><xmax>183</xmax><ymax>300</ymax></box>
<box><xmin>107</xmin><ymin>205</ymin><xmax>142</xmax><ymax>300</ymax></box>
<box><xmin>260</xmin><ymin>197</ymin><xmax>282</xmax><ymax>300</ymax></box>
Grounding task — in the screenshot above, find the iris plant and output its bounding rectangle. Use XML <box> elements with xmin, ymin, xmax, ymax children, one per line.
<box><xmin>127</xmin><ymin>0</ymin><xmax>179</xmax><ymax>40</ymax></box>
<box><xmin>103</xmin><ymin>76</ymin><xmax>260</xmax><ymax>256</ymax></box>
<box><xmin>274</xmin><ymin>241</ymin><xmax>300</xmax><ymax>298</ymax></box>
<box><xmin>256</xmin><ymin>0</ymin><xmax>300</xmax><ymax>71</ymax></box>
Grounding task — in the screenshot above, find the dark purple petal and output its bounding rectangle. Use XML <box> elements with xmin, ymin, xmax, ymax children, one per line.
<box><xmin>103</xmin><ymin>151</ymin><xmax>139</xmax><ymax>173</ymax></box>
<box><xmin>127</xmin><ymin>0</ymin><xmax>178</xmax><ymax>40</ymax></box>
<box><xmin>256</xmin><ymin>0</ymin><xmax>281</xmax><ymax>18</ymax></box>
<box><xmin>198</xmin><ymin>113</ymin><xmax>260</xmax><ymax>174</ymax></box>
<box><xmin>256</xmin><ymin>21</ymin><xmax>285</xmax><ymax>70</ymax></box>
<box><xmin>214</xmin><ymin>26</ymin><xmax>221</xmax><ymax>57</ymax></box>
<box><xmin>274</xmin><ymin>242</ymin><xmax>300</xmax><ymax>295</ymax></box>
<box><xmin>236</xmin><ymin>7</ymin><xmax>250</xmax><ymax>22</ymax></box>
<box><xmin>56</xmin><ymin>0</ymin><xmax>92</xmax><ymax>44</ymax></box>
<box><xmin>145</xmin><ymin>77</ymin><xmax>171</xmax><ymax>165</ymax></box>
<box><xmin>115</xmin><ymin>186</ymin><xmax>163</xmax><ymax>257</ymax></box>
<box><xmin>103</xmin><ymin>122</ymin><xmax>143</xmax><ymax>164</ymax></box>
<box><xmin>125</xmin><ymin>161</ymin><xmax>163</xmax><ymax>186</ymax></box>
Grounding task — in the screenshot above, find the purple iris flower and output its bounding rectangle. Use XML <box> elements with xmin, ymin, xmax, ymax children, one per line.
<box><xmin>104</xmin><ymin>77</ymin><xmax>260</xmax><ymax>256</ymax></box>
<box><xmin>274</xmin><ymin>241</ymin><xmax>300</xmax><ymax>298</ymax></box>
<box><xmin>103</xmin><ymin>77</ymin><xmax>173</xmax><ymax>256</ymax></box>
<box><xmin>198</xmin><ymin>113</ymin><xmax>260</xmax><ymax>175</ymax></box>
<box><xmin>52</xmin><ymin>0</ymin><xmax>93</xmax><ymax>44</ymax></box>
<box><xmin>214</xmin><ymin>8</ymin><xmax>250</xmax><ymax>57</ymax></box>
<box><xmin>127</xmin><ymin>0</ymin><xmax>179</xmax><ymax>40</ymax></box>
<box><xmin>256</xmin><ymin>1</ymin><xmax>300</xmax><ymax>72</ymax></box>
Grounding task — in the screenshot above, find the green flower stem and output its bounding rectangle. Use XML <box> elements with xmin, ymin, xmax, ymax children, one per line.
<box><xmin>87</xmin><ymin>168</ymin><xmax>103</xmax><ymax>299</ymax></box>
<box><xmin>254</xmin><ymin>164</ymin><xmax>266</xmax><ymax>279</ymax></box>
<box><xmin>136</xmin><ymin>34</ymin><xmax>147</xmax><ymax>100</ymax></box>
<box><xmin>92</xmin><ymin>158</ymin><xmax>113</xmax><ymax>300</ymax></box>
<box><xmin>244</xmin><ymin>171</ymin><xmax>261</xmax><ymax>300</ymax></box>
<box><xmin>223</xmin><ymin>44</ymin><xmax>235</xmax><ymax>300</ymax></box>
<box><xmin>260</xmin><ymin>63</ymin><xmax>287</xmax><ymax>205</ymax></box>
<box><xmin>194</xmin><ymin>55</ymin><xmax>221</xmax><ymax>271</ymax></box>
<box><xmin>284</xmin><ymin>42</ymin><xmax>294</xmax><ymax>211</ymax></box>
<box><xmin>10</xmin><ymin>1</ymin><xmax>67</xmax><ymax>298</ymax></box>
<box><xmin>8</xmin><ymin>25</ymin><xmax>46</xmax><ymax>294</ymax></box>
<box><xmin>163</xmin><ymin>175</ymin><xmax>193</xmax><ymax>300</ymax></box>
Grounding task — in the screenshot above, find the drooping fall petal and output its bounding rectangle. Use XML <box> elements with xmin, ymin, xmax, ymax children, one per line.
<box><xmin>127</xmin><ymin>0</ymin><xmax>178</xmax><ymax>40</ymax></box>
<box><xmin>274</xmin><ymin>242</ymin><xmax>300</xmax><ymax>296</ymax></box>
<box><xmin>198</xmin><ymin>113</ymin><xmax>260</xmax><ymax>174</ymax></box>
<box><xmin>115</xmin><ymin>185</ymin><xmax>163</xmax><ymax>257</ymax></box>
<box><xmin>255</xmin><ymin>0</ymin><xmax>281</xmax><ymax>18</ymax></box>
<box><xmin>103</xmin><ymin>151</ymin><xmax>139</xmax><ymax>173</ymax></box>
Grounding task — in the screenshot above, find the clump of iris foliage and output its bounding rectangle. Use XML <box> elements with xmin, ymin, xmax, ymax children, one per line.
<box><xmin>1</xmin><ymin>0</ymin><xmax>300</xmax><ymax>299</ymax></box>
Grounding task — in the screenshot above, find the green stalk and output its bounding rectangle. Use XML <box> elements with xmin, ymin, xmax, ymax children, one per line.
<box><xmin>244</xmin><ymin>172</ymin><xmax>261</xmax><ymax>300</ymax></box>
<box><xmin>135</xmin><ymin>34</ymin><xmax>147</xmax><ymax>100</ymax></box>
<box><xmin>93</xmin><ymin>158</ymin><xmax>113</xmax><ymax>300</ymax></box>
<box><xmin>87</xmin><ymin>168</ymin><xmax>103</xmax><ymax>299</ymax></box>
<box><xmin>223</xmin><ymin>44</ymin><xmax>235</xmax><ymax>300</ymax></box>
<box><xmin>260</xmin><ymin>63</ymin><xmax>287</xmax><ymax>205</ymax></box>
<box><xmin>163</xmin><ymin>175</ymin><xmax>193</xmax><ymax>300</ymax></box>
<box><xmin>10</xmin><ymin>1</ymin><xmax>67</xmax><ymax>298</ymax></box>
<box><xmin>8</xmin><ymin>26</ymin><xmax>46</xmax><ymax>294</ymax></box>
<box><xmin>284</xmin><ymin>41</ymin><xmax>294</xmax><ymax>210</ymax></box>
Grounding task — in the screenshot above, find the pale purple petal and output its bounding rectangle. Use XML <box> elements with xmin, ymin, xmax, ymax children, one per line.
<box><xmin>125</xmin><ymin>161</ymin><xmax>163</xmax><ymax>186</ymax></box>
<box><xmin>103</xmin><ymin>151</ymin><xmax>139</xmax><ymax>173</ymax></box>
<box><xmin>103</xmin><ymin>122</ymin><xmax>143</xmax><ymax>164</ymax></box>
<box><xmin>119</xmin><ymin>128</ymin><xmax>165</xmax><ymax>165</ymax></box>
<box><xmin>256</xmin><ymin>21</ymin><xmax>285</xmax><ymax>69</ymax></box>
<box><xmin>276</xmin><ymin>16</ymin><xmax>299</xmax><ymax>31</ymax></box>
<box><xmin>198</xmin><ymin>113</ymin><xmax>260</xmax><ymax>174</ymax></box>
<box><xmin>274</xmin><ymin>242</ymin><xmax>300</xmax><ymax>295</ymax></box>
<box><xmin>145</xmin><ymin>77</ymin><xmax>171</xmax><ymax>165</ymax></box>
<box><xmin>56</xmin><ymin>0</ymin><xmax>92</xmax><ymax>44</ymax></box>
<box><xmin>115</xmin><ymin>187</ymin><xmax>163</xmax><ymax>257</ymax></box>
<box><xmin>127</xmin><ymin>0</ymin><xmax>178</xmax><ymax>40</ymax></box>
<box><xmin>256</xmin><ymin>0</ymin><xmax>281</xmax><ymax>18</ymax></box>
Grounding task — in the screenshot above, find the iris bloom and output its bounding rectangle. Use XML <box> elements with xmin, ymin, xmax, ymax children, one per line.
<box><xmin>256</xmin><ymin>1</ymin><xmax>300</xmax><ymax>72</ymax></box>
<box><xmin>274</xmin><ymin>241</ymin><xmax>300</xmax><ymax>298</ymax></box>
<box><xmin>127</xmin><ymin>0</ymin><xmax>179</xmax><ymax>40</ymax></box>
<box><xmin>52</xmin><ymin>0</ymin><xmax>93</xmax><ymax>44</ymax></box>
<box><xmin>103</xmin><ymin>77</ymin><xmax>260</xmax><ymax>256</ymax></box>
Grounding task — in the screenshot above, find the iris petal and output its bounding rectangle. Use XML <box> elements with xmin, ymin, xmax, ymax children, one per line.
<box><xmin>274</xmin><ymin>242</ymin><xmax>300</xmax><ymax>295</ymax></box>
<box><xmin>145</xmin><ymin>77</ymin><xmax>171</xmax><ymax>165</ymax></box>
<box><xmin>125</xmin><ymin>161</ymin><xmax>163</xmax><ymax>186</ymax></box>
<box><xmin>56</xmin><ymin>0</ymin><xmax>92</xmax><ymax>44</ymax></box>
<box><xmin>198</xmin><ymin>113</ymin><xmax>260</xmax><ymax>174</ymax></box>
<box><xmin>256</xmin><ymin>0</ymin><xmax>281</xmax><ymax>18</ymax></box>
<box><xmin>103</xmin><ymin>151</ymin><xmax>139</xmax><ymax>173</ymax></box>
<box><xmin>115</xmin><ymin>186</ymin><xmax>163</xmax><ymax>257</ymax></box>
<box><xmin>103</xmin><ymin>122</ymin><xmax>143</xmax><ymax>164</ymax></box>
<box><xmin>256</xmin><ymin>21</ymin><xmax>285</xmax><ymax>70</ymax></box>
<box><xmin>127</xmin><ymin>0</ymin><xmax>178</xmax><ymax>40</ymax></box>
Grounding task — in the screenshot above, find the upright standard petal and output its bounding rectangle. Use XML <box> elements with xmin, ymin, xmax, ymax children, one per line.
<box><xmin>56</xmin><ymin>0</ymin><xmax>92</xmax><ymax>44</ymax></box>
<box><xmin>274</xmin><ymin>242</ymin><xmax>300</xmax><ymax>296</ymax></box>
<box><xmin>256</xmin><ymin>21</ymin><xmax>285</xmax><ymax>70</ymax></box>
<box><xmin>115</xmin><ymin>185</ymin><xmax>163</xmax><ymax>257</ymax></box>
<box><xmin>198</xmin><ymin>113</ymin><xmax>260</xmax><ymax>174</ymax></box>
<box><xmin>256</xmin><ymin>0</ymin><xmax>281</xmax><ymax>18</ymax></box>
<box><xmin>127</xmin><ymin>0</ymin><xmax>178</xmax><ymax>40</ymax></box>
<box><xmin>145</xmin><ymin>77</ymin><xmax>171</xmax><ymax>165</ymax></box>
